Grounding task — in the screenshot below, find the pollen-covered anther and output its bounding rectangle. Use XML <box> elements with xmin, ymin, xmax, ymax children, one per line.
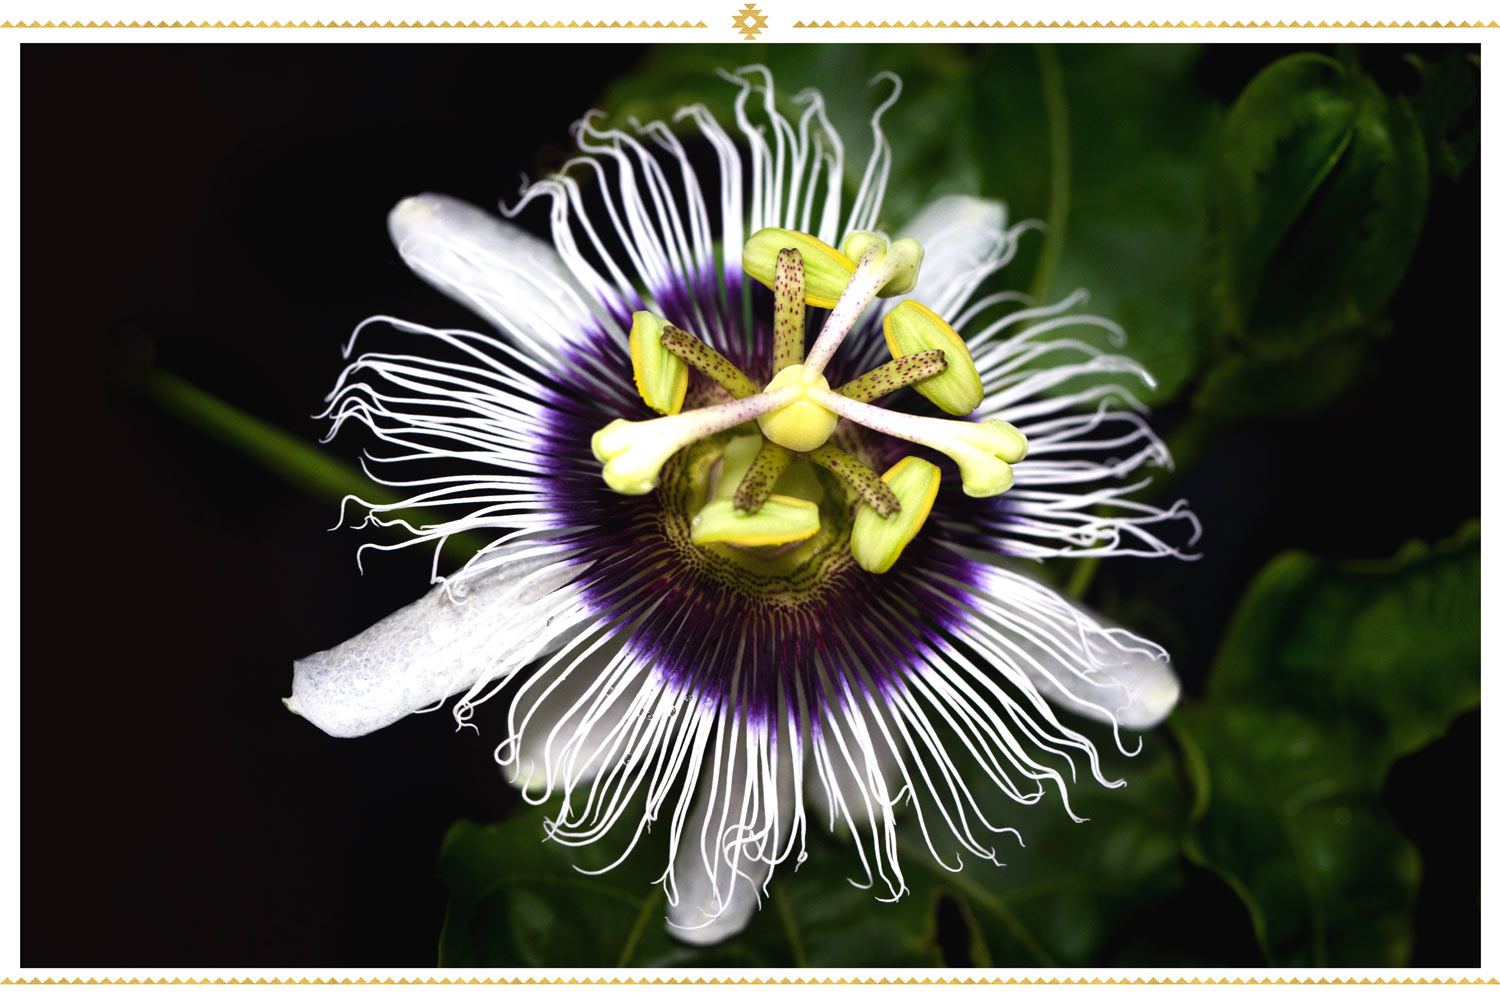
<box><xmin>742</xmin><ymin>228</ymin><xmax>853</xmax><ymax>308</ymax></box>
<box><xmin>755</xmin><ymin>365</ymin><xmax>838</xmax><ymax>453</ymax></box>
<box><xmin>884</xmin><ymin>300</ymin><xmax>984</xmax><ymax>416</ymax></box>
<box><xmin>690</xmin><ymin>495</ymin><xmax>821</xmax><ymax>547</ymax></box>
<box><xmin>592</xmin><ymin>387</ymin><xmax>798</xmax><ymax>495</ymax></box>
<box><xmin>851</xmin><ymin>456</ymin><xmax>941</xmax><ymax>573</ymax></box>
<box><xmin>629</xmin><ymin>311</ymin><xmax>689</xmax><ymax>415</ymax></box>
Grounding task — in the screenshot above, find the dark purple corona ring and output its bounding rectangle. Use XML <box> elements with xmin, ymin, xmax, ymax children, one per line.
<box><xmin>284</xmin><ymin>68</ymin><xmax>1201</xmax><ymax>944</ymax></box>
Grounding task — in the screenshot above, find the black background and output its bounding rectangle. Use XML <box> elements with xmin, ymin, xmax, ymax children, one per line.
<box><xmin>22</xmin><ymin>44</ymin><xmax>1478</xmax><ymax>967</ymax></box>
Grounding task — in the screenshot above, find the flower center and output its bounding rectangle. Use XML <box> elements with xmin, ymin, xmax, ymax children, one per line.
<box><xmin>592</xmin><ymin>226</ymin><xmax>1030</xmax><ymax>574</ymax></box>
<box><xmin>644</xmin><ymin>434</ymin><xmax>850</xmax><ymax>590</ymax></box>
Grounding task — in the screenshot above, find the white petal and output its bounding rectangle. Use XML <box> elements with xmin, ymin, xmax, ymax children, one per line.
<box><xmin>285</xmin><ymin>555</ymin><xmax>584</xmax><ymax>738</ymax></box>
<box><xmin>960</xmin><ymin>564</ymin><xmax>1182</xmax><ymax>735</ymax></box>
<box><xmin>1018</xmin><ymin>630</ymin><xmax>1180</xmax><ymax>731</ymax></box>
<box><xmin>973</xmin><ymin>566</ymin><xmax>1181</xmax><ymax>731</ymax></box>
<box><xmin>665</xmin><ymin>720</ymin><xmax>792</xmax><ymax>946</ymax></box>
<box><xmin>387</xmin><ymin>193</ymin><xmax>606</xmax><ymax>350</ymax></box>
<box><xmin>891</xmin><ymin>194</ymin><xmax>1009</xmax><ymax>318</ymax></box>
<box><xmin>664</xmin><ymin>808</ymin><xmax>767</xmax><ymax>946</ymax></box>
<box><xmin>502</xmin><ymin>636</ymin><xmax>637</xmax><ymax>793</ymax></box>
<box><xmin>806</xmin><ymin>689</ymin><xmax>903</xmax><ymax>832</ymax></box>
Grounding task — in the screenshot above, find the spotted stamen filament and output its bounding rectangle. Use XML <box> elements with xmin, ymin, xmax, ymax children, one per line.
<box><xmin>806</xmin><ymin>444</ymin><xmax>900</xmax><ymax>516</ymax></box>
<box><xmin>661</xmin><ymin>326</ymin><xmax>760</xmax><ymax>399</ymax></box>
<box><xmin>837</xmin><ymin>350</ymin><xmax>948</xmax><ymax>403</ymax></box>
<box><xmin>733</xmin><ymin>440</ymin><xmax>793</xmax><ymax>514</ymax></box>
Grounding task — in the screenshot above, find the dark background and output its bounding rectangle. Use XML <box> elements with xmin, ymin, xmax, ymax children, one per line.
<box><xmin>22</xmin><ymin>44</ymin><xmax>1478</xmax><ymax>967</ymax></box>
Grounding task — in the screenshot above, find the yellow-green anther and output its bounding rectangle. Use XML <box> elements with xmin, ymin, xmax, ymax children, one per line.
<box><xmin>733</xmin><ymin>439</ymin><xmax>792</xmax><ymax>514</ymax></box>
<box><xmin>690</xmin><ymin>495</ymin><xmax>821</xmax><ymax>547</ymax></box>
<box><xmin>743</xmin><ymin>228</ymin><xmax>854</xmax><ymax>309</ymax></box>
<box><xmin>850</xmin><ymin>457</ymin><xmax>941</xmax><ymax>573</ymax></box>
<box><xmin>837</xmin><ymin>232</ymin><xmax>924</xmax><ymax>297</ymax></box>
<box><xmin>659</xmin><ymin>325</ymin><xmax>759</xmax><ymax>399</ymax></box>
<box><xmin>629</xmin><ymin>311</ymin><xmax>689</xmax><ymax>415</ymax></box>
<box><xmin>836</xmin><ymin>349</ymin><xmax>948</xmax><ymax>403</ymax></box>
<box><xmin>883</xmin><ymin>300</ymin><xmax>984</xmax><ymax>416</ymax></box>
<box><xmin>806</xmin><ymin>444</ymin><xmax>900</xmax><ymax>517</ymax></box>
<box><xmin>839</xmin><ymin>231</ymin><xmax>886</xmax><ymax>266</ymax></box>
<box><xmin>773</xmin><ymin>248</ymin><xmax>806</xmax><ymax>373</ymax></box>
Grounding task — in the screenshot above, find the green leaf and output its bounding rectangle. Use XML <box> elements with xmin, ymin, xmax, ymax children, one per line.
<box><xmin>436</xmin><ymin>814</ymin><xmax>664</xmax><ymax>968</ymax></box>
<box><xmin>1174</xmin><ymin>523</ymin><xmax>1479</xmax><ymax>967</ymax></box>
<box><xmin>1405</xmin><ymin>50</ymin><xmax>1479</xmax><ymax>182</ymax></box>
<box><xmin>436</xmin><ymin>804</ymin><xmax>927</xmax><ymax>968</ymax></box>
<box><xmin>1196</xmin><ymin>53</ymin><xmax>1429</xmax><ymax>418</ymax></box>
<box><xmin>1044</xmin><ymin>45</ymin><xmax>1220</xmax><ymax>404</ymax></box>
<box><xmin>902</xmin><ymin>744</ymin><xmax>1192</xmax><ymax>967</ymax></box>
<box><xmin>1189</xmin><ymin>330</ymin><xmax>1375</xmax><ymax>420</ymax></box>
<box><xmin>1207</xmin><ymin>522</ymin><xmax>1480</xmax><ymax>762</ymax></box>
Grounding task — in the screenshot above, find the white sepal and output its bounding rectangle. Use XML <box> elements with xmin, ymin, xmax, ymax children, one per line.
<box><xmin>665</xmin><ymin>714</ymin><xmax>795</xmax><ymax>945</ymax></box>
<box><xmin>286</xmin><ymin>554</ymin><xmax>584</xmax><ymax>738</ymax></box>
<box><xmin>974</xmin><ymin>564</ymin><xmax>1181</xmax><ymax>732</ymax></box>
<box><xmin>387</xmin><ymin>193</ymin><xmax>607</xmax><ymax>361</ymax></box>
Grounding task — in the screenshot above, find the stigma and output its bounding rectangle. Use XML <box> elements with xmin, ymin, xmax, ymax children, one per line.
<box><xmin>589</xmin><ymin>227</ymin><xmax>1029</xmax><ymax>573</ymax></box>
<box><xmin>757</xmin><ymin>365</ymin><xmax>837</xmax><ymax>452</ymax></box>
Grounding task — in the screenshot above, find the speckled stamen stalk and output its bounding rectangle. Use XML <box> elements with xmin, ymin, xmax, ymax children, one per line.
<box><xmin>732</xmin><ymin>439</ymin><xmax>793</xmax><ymax>514</ymax></box>
<box><xmin>660</xmin><ymin>326</ymin><xmax>760</xmax><ymax>399</ymax></box>
<box><xmin>806</xmin><ymin>444</ymin><xmax>901</xmax><ymax>517</ymax></box>
<box><xmin>773</xmin><ymin>248</ymin><xmax>806</xmax><ymax>374</ymax></box>
<box><xmin>836</xmin><ymin>349</ymin><xmax>948</xmax><ymax>403</ymax></box>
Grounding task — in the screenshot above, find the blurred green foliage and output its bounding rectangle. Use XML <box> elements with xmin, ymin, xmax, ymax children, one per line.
<box><xmin>436</xmin><ymin>747</ymin><xmax>1189</xmax><ymax>968</ymax></box>
<box><xmin>1195</xmin><ymin>52</ymin><xmax>1428</xmax><ymax>419</ymax></box>
<box><xmin>1175</xmin><ymin>524</ymin><xmax>1479</xmax><ymax>967</ymax></box>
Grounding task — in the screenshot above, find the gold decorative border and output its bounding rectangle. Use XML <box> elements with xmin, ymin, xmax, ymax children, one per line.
<box><xmin>1</xmin><ymin>18</ymin><xmax>1496</xmax><ymax>29</ymax></box>
<box><xmin>0</xmin><ymin>19</ymin><xmax>707</xmax><ymax>28</ymax></box>
<box><xmin>0</xmin><ymin>978</ymin><xmax>1494</xmax><ymax>985</ymax></box>
<box><xmin>791</xmin><ymin>18</ymin><xmax>1498</xmax><ymax>26</ymax></box>
<box><xmin>0</xmin><ymin>15</ymin><xmax>1488</xmax><ymax>986</ymax></box>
